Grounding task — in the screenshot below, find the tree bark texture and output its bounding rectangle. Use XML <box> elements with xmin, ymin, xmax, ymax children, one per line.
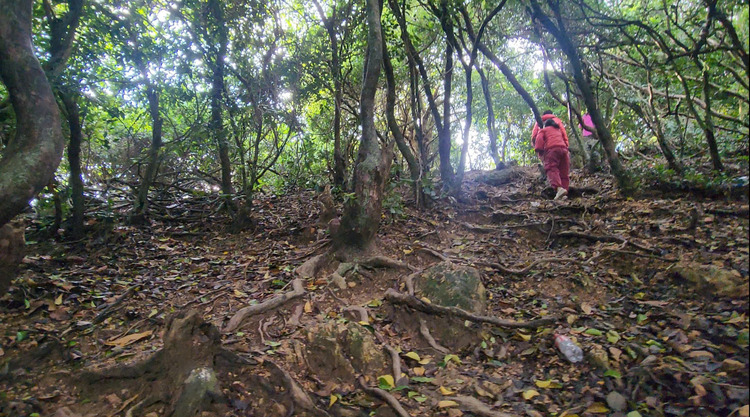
<box><xmin>478</xmin><ymin>68</ymin><xmax>501</xmax><ymax>168</ymax></box>
<box><xmin>312</xmin><ymin>0</ymin><xmax>347</xmax><ymax>189</ymax></box>
<box><xmin>383</xmin><ymin>37</ymin><xmax>423</xmax><ymax>208</ymax></box>
<box><xmin>60</xmin><ymin>90</ymin><xmax>85</xmax><ymax>238</ymax></box>
<box><xmin>209</xmin><ymin>0</ymin><xmax>235</xmax><ymax>205</ymax></box>
<box><xmin>0</xmin><ymin>0</ymin><xmax>65</xmax><ymax>227</ymax></box>
<box><xmin>336</xmin><ymin>0</ymin><xmax>391</xmax><ymax>249</ymax></box>
<box><xmin>132</xmin><ymin>48</ymin><xmax>163</xmax><ymax>219</ymax></box>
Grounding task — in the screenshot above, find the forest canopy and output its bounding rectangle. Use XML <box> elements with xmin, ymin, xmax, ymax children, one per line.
<box><xmin>0</xmin><ymin>0</ymin><xmax>747</xmax><ymax>234</ymax></box>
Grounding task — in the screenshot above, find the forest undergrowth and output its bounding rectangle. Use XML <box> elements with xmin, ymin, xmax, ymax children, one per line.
<box><xmin>0</xmin><ymin>167</ymin><xmax>748</xmax><ymax>417</ymax></box>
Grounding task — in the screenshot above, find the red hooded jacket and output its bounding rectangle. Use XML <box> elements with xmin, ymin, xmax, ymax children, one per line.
<box><xmin>534</xmin><ymin>124</ymin><xmax>568</xmax><ymax>153</ymax></box>
<box><xmin>531</xmin><ymin>114</ymin><xmax>569</xmax><ymax>148</ymax></box>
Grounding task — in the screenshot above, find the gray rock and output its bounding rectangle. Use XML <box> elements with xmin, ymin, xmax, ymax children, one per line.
<box><xmin>606</xmin><ymin>391</ymin><xmax>628</xmax><ymax>412</ymax></box>
<box><xmin>414</xmin><ymin>262</ymin><xmax>487</xmax><ymax>313</ymax></box>
<box><xmin>304</xmin><ymin>321</ymin><xmax>387</xmax><ymax>384</ymax></box>
<box><xmin>411</xmin><ymin>262</ymin><xmax>487</xmax><ymax>351</ymax></box>
<box><xmin>172</xmin><ymin>367</ymin><xmax>221</xmax><ymax>417</ymax></box>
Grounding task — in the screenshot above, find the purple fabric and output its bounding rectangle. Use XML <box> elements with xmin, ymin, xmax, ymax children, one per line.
<box><xmin>581</xmin><ymin>113</ymin><xmax>594</xmax><ymax>137</ymax></box>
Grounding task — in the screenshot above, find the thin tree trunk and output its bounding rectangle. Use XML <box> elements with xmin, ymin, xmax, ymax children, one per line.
<box><xmin>60</xmin><ymin>90</ymin><xmax>85</xmax><ymax>238</ymax></box>
<box><xmin>336</xmin><ymin>0</ymin><xmax>391</xmax><ymax>250</ymax></box>
<box><xmin>455</xmin><ymin>61</ymin><xmax>472</xmax><ymax>190</ymax></box>
<box><xmin>209</xmin><ymin>0</ymin><xmax>235</xmax><ymax>209</ymax></box>
<box><xmin>438</xmin><ymin>40</ymin><xmax>455</xmax><ymax>192</ymax></box>
<box><xmin>0</xmin><ymin>0</ymin><xmax>65</xmax><ymax>227</ymax></box>
<box><xmin>133</xmin><ymin>84</ymin><xmax>163</xmax><ymax>218</ymax></box>
<box><xmin>383</xmin><ymin>37</ymin><xmax>422</xmax><ymax>208</ymax></box>
<box><xmin>312</xmin><ymin>0</ymin><xmax>346</xmax><ymax>189</ymax></box>
<box><xmin>387</xmin><ymin>0</ymin><xmax>453</xmax><ymax>190</ymax></box>
<box><xmin>478</xmin><ymin>68</ymin><xmax>501</xmax><ymax>169</ymax></box>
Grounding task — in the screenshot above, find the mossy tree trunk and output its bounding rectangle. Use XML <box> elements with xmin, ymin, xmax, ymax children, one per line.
<box><xmin>335</xmin><ymin>0</ymin><xmax>392</xmax><ymax>250</ymax></box>
<box><xmin>0</xmin><ymin>0</ymin><xmax>65</xmax><ymax>227</ymax></box>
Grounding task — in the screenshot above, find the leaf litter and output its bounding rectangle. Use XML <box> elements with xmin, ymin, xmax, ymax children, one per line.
<box><xmin>0</xmin><ymin>169</ymin><xmax>747</xmax><ymax>417</ymax></box>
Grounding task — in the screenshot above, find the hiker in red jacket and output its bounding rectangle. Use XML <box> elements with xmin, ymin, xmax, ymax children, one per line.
<box><xmin>531</xmin><ymin>110</ymin><xmax>569</xmax><ymax>150</ymax></box>
<box><xmin>535</xmin><ymin>117</ymin><xmax>570</xmax><ymax>200</ymax></box>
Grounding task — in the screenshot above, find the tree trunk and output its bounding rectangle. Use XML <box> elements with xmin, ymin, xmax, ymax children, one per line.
<box><xmin>133</xmin><ymin>84</ymin><xmax>163</xmax><ymax>219</ymax></box>
<box><xmin>312</xmin><ymin>0</ymin><xmax>347</xmax><ymax>189</ymax></box>
<box><xmin>387</xmin><ymin>0</ymin><xmax>453</xmax><ymax>190</ymax></box>
<box><xmin>0</xmin><ymin>0</ymin><xmax>65</xmax><ymax>227</ymax></box>
<box><xmin>209</xmin><ymin>0</ymin><xmax>235</xmax><ymax>208</ymax></box>
<box><xmin>60</xmin><ymin>90</ymin><xmax>85</xmax><ymax>238</ymax></box>
<box><xmin>335</xmin><ymin>0</ymin><xmax>391</xmax><ymax>251</ymax></box>
<box><xmin>383</xmin><ymin>37</ymin><xmax>423</xmax><ymax>208</ymax></box>
<box><xmin>438</xmin><ymin>40</ymin><xmax>455</xmax><ymax>193</ymax></box>
<box><xmin>455</xmin><ymin>61</ymin><xmax>472</xmax><ymax>192</ymax></box>
<box><xmin>458</xmin><ymin>7</ymin><xmax>542</xmax><ymax>128</ymax></box>
<box><xmin>530</xmin><ymin>1</ymin><xmax>632</xmax><ymax>193</ymax></box>
<box><xmin>478</xmin><ymin>68</ymin><xmax>501</xmax><ymax>169</ymax></box>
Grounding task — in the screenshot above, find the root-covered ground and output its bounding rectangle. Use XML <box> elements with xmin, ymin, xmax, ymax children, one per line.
<box><xmin>1</xmin><ymin>167</ymin><xmax>748</xmax><ymax>417</ymax></box>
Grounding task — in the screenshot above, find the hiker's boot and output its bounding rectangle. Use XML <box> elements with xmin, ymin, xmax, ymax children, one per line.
<box><xmin>554</xmin><ymin>187</ymin><xmax>568</xmax><ymax>200</ymax></box>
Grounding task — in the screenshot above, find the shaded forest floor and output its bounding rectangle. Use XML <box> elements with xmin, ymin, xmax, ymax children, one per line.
<box><xmin>1</xmin><ymin>167</ymin><xmax>748</xmax><ymax>417</ymax></box>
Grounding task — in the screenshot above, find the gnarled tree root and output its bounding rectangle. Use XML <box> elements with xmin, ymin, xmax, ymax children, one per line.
<box><xmin>477</xmin><ymin>257</ymin><xmax>577</xmax><ymax>275</ymax></box>
<box><xmin>419</xmin><ymin>318</ymin><xmax>449</xmax><ymax>354</ymax></box>
<box><xmin>358</xmin><ymin>255</ymin><xmax>416</xmax><ymax>271</ymax></box>
<box><xmin>224</xmin><ymin>278</ymin><xmax>306</xmax><ymax>332</ymax></box>
<box><xmin>358</xmin><ymin>376</ymin><xmax>411</xmax><ymax>417</ymax></box>
<box><xmin>263</xmin><ymin>359</ymin><xmax>330</xmax><ymax>416</ymax></box>
<box><xmin>79</xmin><ymin>310</ymin><xmax>226</xmax><ymax>417</ymax></box>
<box><xmin>385</xmin><ymin>289</ymin><xmax>557</xmax><ymax>329</ymax></box>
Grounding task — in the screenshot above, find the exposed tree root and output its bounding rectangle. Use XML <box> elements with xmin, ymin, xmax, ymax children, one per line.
<box><xmin>384</xmin><ymin>345</ymin><xmax>403</xmax><ymax>383</ymax></box>
<box><xmin>343</xmin><ymin>306</ymin><xmax>370</xmax><ymax>323</ymax></box>
<box><xmin>358</xmin><ymin>255</ymin><xmax>416</xmax><ymax>271</ymax></box>
<box><xmin>461</xmin><ymin>222</ymin><xmax>500</xmax><ymax>233</ymax></box>
<box><xmin>295</xmin><ymin>253</ymin><xmax>332</xmax><ymax>278</ymax></box>
<box><xmin>415</xmin><ymin>247</ymin><xmax>448</xmax><ymax>261</ymax></box>
<box><xmin>385</xmin><ymin>289</ymin><xmax>557</xmax><ymax>329</ymax></box>
<box><xmin>477</xmin><ymin>257</ymin><xmax>577</xmax><ymax>275</ymax></box>
<box><xmin>224</xmin><ymin>278</ymin><xmax>305</xmax><ymax>332</ymax></box>
<box><xmin>263</xmin><ymin>359</ymin><xmax>327</xmax><ymax>415</ymax></box>
<box><xmin>124</xmin><ymin>395</ymin><xmax>161</xmax><ymax>417</ymax></box>
<box><xmin>419</xmin><ymin>318</ymin><xmax>449</xmax><ymax>354</ymax></box>
<box><xmin>555</xmin><ymin>231</ymin><xmax>660</xmax><ymax>254</ymax></box>
<box><xmin>80</xmin><ymin>310</ymin><xmax>226</xmax><ymax>417</ymax></box>
<box><xmin>358</xmin><ymin>376</ymin><xmax>411</xmax><ymax>417</ymax></box>
<box><xmin>453</xmin><ymin>396</ymin><xmax>515</xmax><ymax>417</ymax></box>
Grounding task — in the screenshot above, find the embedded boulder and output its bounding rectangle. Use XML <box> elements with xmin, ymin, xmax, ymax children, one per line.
<box><xmin>304</xmin><ymin>321</ymin><xmax>388</xmax><ymax>386</ymax></box>
<box><xmin>672</xmin><ymin>262</ymin><xmax>746</xmax><ymax>298</ymax></box>
<box><xmin>411</xmin><ymin>262</ymin><xmax>487</xmax><ymax>351</ymax></box>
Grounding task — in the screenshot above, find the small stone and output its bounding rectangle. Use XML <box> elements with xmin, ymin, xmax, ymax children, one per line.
<box><xmin>105</xmin><ymin>393</ymin><xmax>122</xmax><ymax>408</ymax></box>
<box><xmin>606</xmin><ymin>391</ymin><xmax>628</xmax><ymax>412</ymax></box>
